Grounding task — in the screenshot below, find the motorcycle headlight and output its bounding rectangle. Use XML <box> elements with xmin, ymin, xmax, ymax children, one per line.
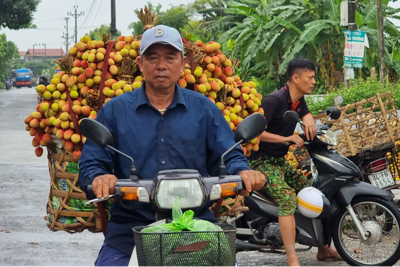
<box><xmin>155</xmin><ymin>179</ymin><xmax>206</xmax><ymax>209</ymax></box>
<box><xmin>317</xmin><ymin>129</ymin><xmax>338</xmax><ymax>146</ymax></box>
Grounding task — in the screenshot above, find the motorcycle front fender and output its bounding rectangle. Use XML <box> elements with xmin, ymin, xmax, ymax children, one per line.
<box><xmin>335</xmin><ymin>180</ymin><xmax>393</xmax><ymax>206</ymax></box>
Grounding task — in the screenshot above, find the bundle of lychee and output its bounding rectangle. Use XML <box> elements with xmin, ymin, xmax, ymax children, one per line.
<box><xmin>24</xmin><ymin>33</ymin><xmax>264</xmax><ymax>159</ymax></box>
<box><xmin>177</xmin><ymin>40</ymin><xmax>264</xmax><ymax>156</ymax></box>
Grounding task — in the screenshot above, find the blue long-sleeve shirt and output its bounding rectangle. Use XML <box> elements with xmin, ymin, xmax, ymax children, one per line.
<box><xmin>78</xmin><ymin>83</ymin><xmax>250</xmax><ymax>255</ymax></box>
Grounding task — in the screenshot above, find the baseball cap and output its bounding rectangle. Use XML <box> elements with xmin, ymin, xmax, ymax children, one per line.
<box><xmin>140</xmin><ymin>25</ymin><xmax>184</xmax><ymax>56</ymax></box>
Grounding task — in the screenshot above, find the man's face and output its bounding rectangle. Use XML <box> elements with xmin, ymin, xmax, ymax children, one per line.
<box><xmin>293</xmin><ymin>69</ymin><xmax>316</xmax><ymax>95</ymax></box>
<box><xmin>137</xmin><ymin>43</ymin><xmax>186</xmax><ymax>90</ymax></box>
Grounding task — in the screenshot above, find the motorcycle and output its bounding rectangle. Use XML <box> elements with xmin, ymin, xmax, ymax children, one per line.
<box><xmin>319</xmin><ymin>96</ymin><xmax>399</xmax><ymax>193</ymax></box>
<box><xmin>80</xmin><ymin>112</ymin><xmax>267</xmax><ymax>266</ymax></box>
<box><xmin>349</xmin><ymin>143</ymin><xmax>400</xmax><ymax>191</ymax></box>
<box><xmin>233</xmin><ymin>107</ymin><xmax>400</xmax><ymax>266</ymax></box>
<box><xmin>5</xmin><ymin>80</ymin><xmax>11</xmax><ymax>91</ymax></box>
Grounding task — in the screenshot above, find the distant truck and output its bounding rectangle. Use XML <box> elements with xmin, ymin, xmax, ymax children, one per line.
<box><xmin>15</xmin><ymin>68</ymin><xmax>33</xmax><ymax>88</ymax></box>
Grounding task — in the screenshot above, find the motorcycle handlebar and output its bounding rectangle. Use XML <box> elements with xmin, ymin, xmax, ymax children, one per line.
<box><xmin>87</xmin><ymin>185</ymin><xmax>93</xmax><ymax>194</ymax></box>
<box><xmin>283</xmin><ymin>133</ymin><xmax>307</xmax><ymax>146</ymax></box>
<box><xmin>86</xmin><ymin>175</ymin><xmax>267</xmax><ymax>206</ymax></box>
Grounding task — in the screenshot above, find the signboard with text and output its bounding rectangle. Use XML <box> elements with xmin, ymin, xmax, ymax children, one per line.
<box><xmin>344</xmin><ymin>31</ymin><xmax>369</xmax><ymax>69</ymax></box>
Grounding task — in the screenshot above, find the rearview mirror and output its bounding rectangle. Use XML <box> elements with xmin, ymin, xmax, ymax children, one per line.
<box><xmin>234</xmin><ymin>113</ymin><xmax>267</xmax><ymax>143</ymax></box>
<box><xmin>326</xmin><ymin>107</ymin><xmax>341</xmax><ymax>120</ymax></box>
<box><xmin>333</xmin><ymin>95</ymin><xmax>344</xmax><ymax>106</ymax></box>
<box><xmin>283</xmin><ymin>111</ymin><xmax>299</xmax><ymax>124</ymax></box>
<box><xmin>80</xmin><ymin>118</ymin><xmax>114</xmax><ymax>147</ymax></box>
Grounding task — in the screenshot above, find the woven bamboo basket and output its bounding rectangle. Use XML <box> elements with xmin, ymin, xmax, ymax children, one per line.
<box><xmin>44</xmin><ymin>144</ymin><xmax>109</xmax><ymax>233</ymax></box>
<box><xmin>210</xmin><ymin>195</ymin><xmax>249</xmax><ymax>218</ymax></box>
<box><xmin>312</xmin><ymin>91</ymin><xmax>400</xmax><ymax>157</ymax></box>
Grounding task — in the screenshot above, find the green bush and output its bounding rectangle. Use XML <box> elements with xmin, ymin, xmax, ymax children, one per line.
<box><xmin>306</xmin><ymin>79</ymin><xmax>400</xmax><ymax>115</ymax></box>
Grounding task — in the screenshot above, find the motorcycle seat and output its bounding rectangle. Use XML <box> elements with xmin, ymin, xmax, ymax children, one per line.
<box><xmin>360</xmin><ymin>142</ymin><xmax>394</xmax><ymax>160</ymax></box>
<box><xmin>254</xmin><ymin>190</ymin><xmax>277</xmax><ymax>205</ymax></box>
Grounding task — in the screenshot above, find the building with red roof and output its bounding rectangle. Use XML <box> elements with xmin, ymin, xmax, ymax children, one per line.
<box><xmin>21</xmin><ymin>48</ymin><xmax>66</xmax><ymax>61</ymax></box>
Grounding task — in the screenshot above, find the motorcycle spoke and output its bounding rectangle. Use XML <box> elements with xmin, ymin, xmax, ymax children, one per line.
<box><xmin>338</xmin><ymin>201</ymin><xmax>400</xmax><ymax>265</ymax></box>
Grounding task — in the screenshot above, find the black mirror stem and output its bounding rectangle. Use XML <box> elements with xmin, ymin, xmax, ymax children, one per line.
<box><xmin>323</xmin><ymin>114</ymin><xmax>332</xmax><ymax>125</ymax></box>
<box><xmin>106</xmin><ymin>145</ymin><xmax>137</xmax><ymax>174</ymax></box>
<box><xmin>219</xmin><ymin>139</ymin><xmax>243</xmax><ymax>177</ymax></box>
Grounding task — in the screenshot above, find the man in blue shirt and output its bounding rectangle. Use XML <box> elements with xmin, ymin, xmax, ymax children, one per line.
<box><xmin>79</xmin><ymin>25</ymin><xmax>266</xmax><ymax>266</ymax></box>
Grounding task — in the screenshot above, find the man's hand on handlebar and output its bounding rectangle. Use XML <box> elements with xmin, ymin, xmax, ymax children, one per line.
<box><xmin>282</xmin><ymin>135</ymin><xmax>304</xmax><ymax>147</ymax></box>
<box><xmin>239</xmin><ymin>170</ymin><xmax>266</xmax><ymax>196</ymax></box>
<box><xmin>92</xmin><ymin>174</ymin><xmax>118</xmax><ymax>199</ymax></box>
<box><xmin>302</xmin><ymin>114</ymin><xmax>316</xmax><ymax>141</ymax></box>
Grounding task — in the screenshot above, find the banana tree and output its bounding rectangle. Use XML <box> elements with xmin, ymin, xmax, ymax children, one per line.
<box><xmin>218</xmin><ymin>0</ymin><xmax>347</xmax><ymax>93</ymax></box>
<box><xmin>357</xmin><ymin>0</ymin><xmax>400</xmax><ymax>80</ymax></box>
<box><xmin>218</xmin><ymin>0</ymin><xmax>400</xmax><ymax>94</ymax></box>
<box><xmin>194</xmin><ymin>0</ymin><xmax>248</xmax><ymax>40</ymax></box>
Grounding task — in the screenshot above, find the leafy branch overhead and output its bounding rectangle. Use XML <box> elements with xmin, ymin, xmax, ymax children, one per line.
<box><xmin>0</xmin><ymin>0</ymin><xmax>40</xmax><ymax>30</ymax></box>
<box><xmin>215</xmin><ymin>0</ymin><xmax>400</xmax><ymax>95</ymax></box>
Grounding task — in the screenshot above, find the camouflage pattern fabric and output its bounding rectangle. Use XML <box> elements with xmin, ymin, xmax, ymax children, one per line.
<box><xmin>248</xmin><ymin>156</ymin><xmax>311</xmax><ymax>216</ymax></box>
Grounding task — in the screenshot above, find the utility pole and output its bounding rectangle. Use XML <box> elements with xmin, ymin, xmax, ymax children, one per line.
<box><xmin>377</xmin><ymin>0</ymin><xmax>386</xmax><ymax>83</ymax></box>
<box><xmin>33</xmin><ymin>43</ymin><xmax>46</xmax><ymax>60</ymax></box>
<box><xmin>348</xmin><ymin>1</ymin><xmax>356</xmax><ymax>32</ymax></box>
<box><xmin>61</xmin><ymin>17</ymin><xmax>74</xmax><ymax>54</ymax></box>
<box><xmin>68</xmin><ymin>6</ymin><xmax>84</xmax><ymax>44</ymax></box>
<box><xmin>344</xmin><ymin>0</ymin><xmax>356</xmax><ymax>82</ymax></box>
<box><xmin>110</xmin><ymin>0</ymin><xmax>117</xmax><ymax>39</ymax></box>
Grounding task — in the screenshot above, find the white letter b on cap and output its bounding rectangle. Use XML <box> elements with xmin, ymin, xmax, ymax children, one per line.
<box><xmin>155</xmin><ymin>27</ymin><xmax>163</xmax><ymax>37</ymax></box>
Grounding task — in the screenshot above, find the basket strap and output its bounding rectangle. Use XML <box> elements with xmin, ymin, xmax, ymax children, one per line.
<box><xmin>97</xmin><ymin>201</ymin><xmax>108</xmax><ymax>236</ymax></box>
<box><xmin>98</xmin><ymin>41</ymin><xmax>115</xmax><ymax>110</ymax></box>
<box><xmin>213</xmin><ymin>198</ymin><xmax>223</xmax><ymax>219</ymax></box>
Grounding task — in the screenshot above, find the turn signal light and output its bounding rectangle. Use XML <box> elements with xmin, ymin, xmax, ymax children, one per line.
<box><xmin>120</xmin><ymin>187</ymin><xmax>150</xmax><ymax>202</ymax></box>
<box><xmin>121</xmin><ymin>187</ymin><xmax>138</xmax><ymax>200</ymax></box>
<box><xmin>221</xmin><ymin>183</ymin><xmax>240</xmax><ymax>198</ymax></box>
<box><xmin>210</xmin><ymin>182</ymin><xmax>242</xmax><ymax>200</ymax></box>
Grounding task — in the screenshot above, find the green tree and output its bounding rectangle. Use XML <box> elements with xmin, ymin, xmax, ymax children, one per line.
<box><xmin>9</xmin><ymin>58</ymin><xmax>26</xmax><ymax>71</ymax></box>
<box><xmin>86</xmin><ymin>24</ymin><xmax>121</xmax><ymax>40</ymax></box>
<box><xmin>158</xmin><ymin>5</ymin><xmax>193</xmax><ymax>32</ymax></box>
<box><xmin>25</xmin><ymin>58</ymin><xmax>57</xmax><ymax>77</ymax></box>
<box><xmin>218</xmin><ymin>0</ymin><xmax>400</xmax><ymax>95</ymax></box>
<box><xmin>0</xmin><ymin>34</ymin><xmax>19</xmax><ymax>82</ymax></box>
<box><xmin>192</xmin><ymin>0</ymin><xmax>246</xmax><ymax>40</ymax></box>
<box><xmin>0</xmin><ymin>0</ymin><xmax>39</xmax><ymax>30</ymax></box>
<box><xmin>128</xmin><ymin>3</ymin><xmax>193</xmax><ymax>36</ymax></box>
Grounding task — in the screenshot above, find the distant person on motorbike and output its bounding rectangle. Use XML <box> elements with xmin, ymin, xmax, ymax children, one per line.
<box><xmin>79</xmin><ymin>25</ymin><xmax>266</xmax><ymax>266</ymax></box>
<box><xmin>39</xmin><ymin>76</ymin><xmax>49</xmax><ymax>86</ymax></box>
<box><xmin>37</xmin><ymin>76</ymin><xmax>49</xmax><ymax>103</ymax></box>
<box><xmin>5</xmin><ymin>77</ymin><xmax>11</xmax><ymax>90</ymax></box>
<box><xmin>248</xmin><ymin>57</ymin><xmax>339</xmax><ymax>266</ymax></box>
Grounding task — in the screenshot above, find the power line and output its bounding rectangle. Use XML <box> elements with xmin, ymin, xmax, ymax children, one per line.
<box><xmin>79</xmin><ymin>0</ymin><xmax>96</xmax><ymax>31</ymax></box>
<box><xmin>32</xmin><ymin>25</ymin><xmax>102</xmax><ymax>30</ymax></box>
<box><xmin>34</xmin><ymin>18</ymin><xmax>64</xmax><ymax>24</ymax></box>
<box><xmin>89</xmin><ymin>0</ymin><xmax>102</xmax><ymax>30</ymax></box>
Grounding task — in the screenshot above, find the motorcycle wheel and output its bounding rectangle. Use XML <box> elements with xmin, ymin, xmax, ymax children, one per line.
<box><xmin>382</xmin><ymin>211</ymin><xmax>394</xmax><ymax>232</ymax></box>
<box><xmin>333</xmin><ymin>197</ymin><xmax>400</xmax><ymax>266</ymax></box>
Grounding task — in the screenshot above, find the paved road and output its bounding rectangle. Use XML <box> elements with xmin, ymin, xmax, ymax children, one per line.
<box><xmin>0</xmin><ymin>87</ymin><xmax>104</xmax><ymax>265</ymax></box>
<box><xmin>0</xmin><ymin>87</ymin><xmax>399</xmax><ymax>266</ymax></box>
